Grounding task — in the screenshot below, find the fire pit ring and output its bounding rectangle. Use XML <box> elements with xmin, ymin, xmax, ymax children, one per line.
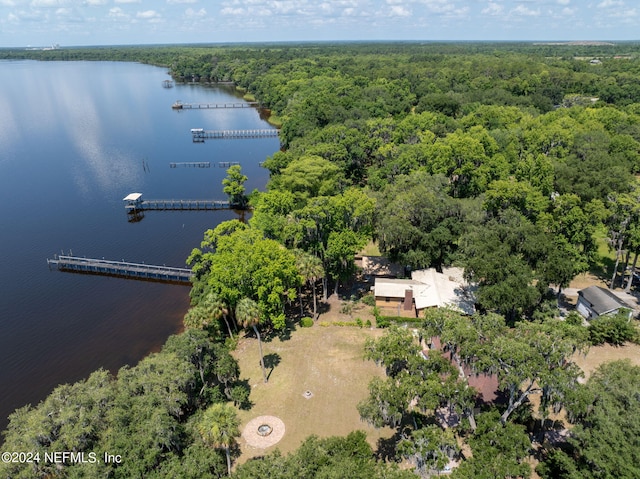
<box><xmin>242</xmin><ymin>416</ymin><xmax>286</xmax><ymax>449</ymax></box>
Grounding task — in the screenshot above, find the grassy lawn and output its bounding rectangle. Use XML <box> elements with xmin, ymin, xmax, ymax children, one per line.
<box><xmin>573</xmin><ymin>342</ymin><xmax>640</xmax><ymax>380</ymax></box>
<box><xmin>359</xmin><ymin>240</ymin><xmax>382</xmax><ymax>257</ymax></box>
<box><xmin>233</xmin><ymin>323</ymin><xmax>394</xmax><ymax>463</ymax></box>
<box><xmin>589</xmin><ymin>224</ymin><xmax>616</xmax><ymax>281</ymax></box>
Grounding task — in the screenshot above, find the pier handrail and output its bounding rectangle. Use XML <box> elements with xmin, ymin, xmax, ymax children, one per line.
<box><xmin>48</xmin><ymin>255</ymin><xmax>192</xmax><ymax>275</ymax></box>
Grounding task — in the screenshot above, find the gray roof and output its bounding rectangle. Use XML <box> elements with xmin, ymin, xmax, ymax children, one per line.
<box><xmin>578</xmin><ymin>286</ymin><xmax>631</xmax><ymax>315</ymax></box>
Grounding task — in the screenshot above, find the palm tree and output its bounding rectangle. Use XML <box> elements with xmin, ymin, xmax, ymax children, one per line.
<box><xmin>236</xmin><ymin>297</ymin><xmax>267</xmax><ymax>383</ymax></box>
<box><xmin>183</xmin><ymin>304</ymin><xmax>210</xmax><ymax>330</ymax></box>
<box><xmin>203</xmin><ymin>292</ymin><xmax>233</xmax><ymax>338</ymax></box>
<box><xmin>197</xmin><ymin>403</ymin><xmax>240</xmax><ymax>476</ymax></box>
<box><xmin>296</xmin><ymin>251</ymin><xmax>325</xmax><ymax>320</ymax></box>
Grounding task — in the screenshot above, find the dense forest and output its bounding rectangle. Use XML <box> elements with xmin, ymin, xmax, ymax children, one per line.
<box><xmin>1</xmin><ymin>42</ymin><xmax>640</xmax><ymax>478</ymax></box>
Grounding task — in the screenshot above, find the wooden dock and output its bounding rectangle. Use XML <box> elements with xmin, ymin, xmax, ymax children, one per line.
<box><xmin>218</xmin><ymin>161</ymin><xmax>240</xmax><ymax>168</ymax></box>
<box><xmin>123</xmin><ymin>192</ymin><xmax>231</xmax><ymax>212</ymax></box>
<box><xmin>125</xmin><ymin>199</ymin><xmax>231</xmax><ymax>212</ymax></box>
<box><xmin>47</xmin><ymin>255</ymin><xmax>192</xmax><ymax>284</ymax></box>
<box><xmin>169</xmin><ymin>162</ymin><xmax>211</xmax><ymax>168</ymax></box>
<box><xmin>173</xmin><ymin>101</ymin><xmax>260</xmax><ymax>109</ymax></box>
<box><xmin>191</xmin><ymin>129</ymin><xmax>279</xmax><ymax>141</ymax></box>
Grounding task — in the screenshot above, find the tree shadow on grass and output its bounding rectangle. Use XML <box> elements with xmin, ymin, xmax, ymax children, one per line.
<box><xmin>375</xmin><ymin>428</ymin><xmax>407</xmax><ymax>463</ymax></box>
<box><xmin>263</xmin><ymin>353</ymin><xmax>281</xmax><ymax>382</ymax></box>
<box><xmin>263</xmin><ymin>317</ymin><xmax>297</xmax><ymax>342</ymax></box>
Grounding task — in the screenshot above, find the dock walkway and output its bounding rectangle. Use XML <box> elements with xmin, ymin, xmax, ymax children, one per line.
<box><xmin>191</xmin><ymin>129</ymin><xmax>279</xmax><ymax>141</ymax></box>
<box><xmin>47</xmin><ymin>255</ymin><xmax>192</xmax><ymax>283</ymax></box>
<box><xmin>170</xmin><ymin>162</ymin><xmax>210</xmax><ymax>168</ymax></box>
<box><xmin>123</xmin><ymin>193</ymin><xmax>231</xmax><ymax>213</ymax></box>
<box><xmin>173</xmin><ymin>101</ymin><xmax>259</xmax><ymax>109</ymax></box>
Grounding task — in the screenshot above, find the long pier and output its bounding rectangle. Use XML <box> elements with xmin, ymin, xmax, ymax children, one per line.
<box><xmin>173</xmin><ymin>101</ymin><xmax>259</xmax><ymax>110</ymax></box>
<box><xmin>126</xmin><ymin>199</ymin><xmax>230</xmax><ymax>212</ymax></box>
<box><xmin>47</xmin><ymin>255</ymin><xmax>192</xmax><ymax>284</ymax></box>
<box><xmin>123</xmin><ymin>193</ymin><xmax>231</xmax><ymax>212</ymax></box>
<box><xmin>169</xmin><ymin>162</ymin><xmax>211</xmax><ymax>168</ymax></box>
<box><xmin>191</xmin><ymin>128</ymin><xmax>279</xmax><ymax>141</ymax></box>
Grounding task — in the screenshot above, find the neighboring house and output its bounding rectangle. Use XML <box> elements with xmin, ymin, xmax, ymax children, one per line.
<box><xmin>374</xmin><ymin>268</ymin><xmax>475</xmax><ymax>317</ymax></box>
<box><xmin>576</xmin><ymin>285</ymin><xmax>633</xmax><ymax>320</ymax></box>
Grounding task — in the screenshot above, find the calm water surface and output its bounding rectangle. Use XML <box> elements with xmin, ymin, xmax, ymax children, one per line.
<box><xmin>0</xmin><ymin>61</ymin><xmax>278</xmax><ymax>433</ymax></box>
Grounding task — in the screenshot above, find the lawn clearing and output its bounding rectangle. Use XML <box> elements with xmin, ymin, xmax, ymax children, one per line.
<box><xmin>573</xmin><ymin>342</ymin><xmax>640</xmax><ymax>380</ymax></box>
<box><xmin>233</xmin><ymin>324</ymin><xmax>393</xmax><ymax>463</ymax></box>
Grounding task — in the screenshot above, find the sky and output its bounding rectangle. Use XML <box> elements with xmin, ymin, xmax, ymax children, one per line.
<box><xmin>0</xmin><ymin>0</ymin><xmax>638</xmax><ymax>48</ymax></box>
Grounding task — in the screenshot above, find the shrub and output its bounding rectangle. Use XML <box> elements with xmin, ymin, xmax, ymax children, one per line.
<box><xmin>361</xmin><ymin>294</ymin><xmax>376</xmax><ymax>307</ymax></box>
<box><xmin>355</xmin><ymin>318</ymin><xmax>363</xmax><ymax>328</ymax></box>
<box><xmin>565</xmin><ymin>311</ymin><xmax>584</xmax><ymax>326</ymax></box>
<box><xmin>589</xmin><ymin>311</ymin><xmax>637</xmax><ymax>345</ymax></box>
<box><xmin>375</xmin><ymin>317</ymin><xmax>390</xmax><ymax>328</ymax></box>
<box><xmin>300</xmin><ymin>317</ymin><xmax>314</xmax><ymax>328</ymax></box>
<box><xmin>340</xmin><ymin>302</ymin><xmax>354</xmax><ymax>315</ymax></box>
<box><xmin>365</xmin><ymin>319</ymin><xmax>372</xmax><ymax>328</ymax></box>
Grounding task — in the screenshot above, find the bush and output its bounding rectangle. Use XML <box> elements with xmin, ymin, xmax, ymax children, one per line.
<box><xmin>589</xmin><ymin>311</ymin><xmax>637</xmax><ymax>345</ymax></box>
<box><xmin>355</xmin><ymin>318</ymin><xmax>363</xmax><ymax>328</ymax></box>
<box><xmin>365</xmin><ymin>319</ymin><xmax>372</xmax><ymax>328</ymax></box>
<box><xmin>565</xmin><ymin>311</ymin><xmax>584</xmax><ymax>326</ymax></box>
<box><xmin>340</xmin><ymin>302</ymin><xmax>354</xmax><ymax>315</ymax></box>
<box><xmin>375</xmin><ymin>317</ymin><xmax>390</xmax><ymax>328</ymax></box>
<box><xmin>361</xmin><ymin>294</ymin><xmax>376</xmax><ymax>307</ymax></box>
<box><xmin>300</xmin><ymin>317</ymin><xmax>314</xmax><ymax>328</ymax></box>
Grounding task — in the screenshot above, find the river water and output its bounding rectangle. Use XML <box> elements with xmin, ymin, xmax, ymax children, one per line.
<box><xmin>0</xmin><ymin>60</ymin><xmax>278</xmax><ymax>433</ymax></box>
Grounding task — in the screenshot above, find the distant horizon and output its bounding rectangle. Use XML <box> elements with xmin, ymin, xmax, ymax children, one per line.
<box><xmin>6</xmin><ymin>39</ymin><xmax>640</xmax><ymax>51</ymax></box>
<box><xmin>1</xmin><ymin>1</ymin><xmax>639</xmax><ymax>49</ymax></box>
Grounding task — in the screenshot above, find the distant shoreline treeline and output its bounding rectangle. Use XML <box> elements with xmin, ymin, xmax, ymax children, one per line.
<box><xmin>3</xmin><ymin>41</ymin><xmax>640</xmax><ymax>479</ymax></box>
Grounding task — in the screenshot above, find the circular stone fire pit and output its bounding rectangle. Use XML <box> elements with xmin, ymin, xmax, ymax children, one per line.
<box><xmin>242</xmin><ymin>416</ymin><xmax>285</xmax><ymax>449</ymax></box>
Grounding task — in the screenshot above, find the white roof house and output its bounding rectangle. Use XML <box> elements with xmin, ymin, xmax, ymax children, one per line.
<box><xmin>374</xmin><ymin>268</ymin><xmax>475</xmax><ymax>315</ymax></box>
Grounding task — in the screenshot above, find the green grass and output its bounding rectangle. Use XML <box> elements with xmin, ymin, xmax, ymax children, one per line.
<box><xmin>233</xmin><ymin>326</ymin><xmax>392</xmax><ymax>462</ymax></box>
<box><xmin>266</xmin><ymin>114</ymin><xmax>282</xmax><ymax>128</ymax></box>
<box><xmin>590</xmin><ymin>225</ymin><xmax>616</xmax><ymax>280</ymax></box>
<box><xmin>359</xmin><ymin>240</ymin><xmax>382</xmax><ymax>257</ymax></box>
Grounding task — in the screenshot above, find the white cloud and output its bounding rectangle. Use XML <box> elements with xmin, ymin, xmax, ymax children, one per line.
<box><xmin>389</xmin><ymin>5</ymin><xmax>410</xmax><ymax>16</ymax></box>
<box><xmin>557</xmin><ymin>0</ymin><xmax>570</xmax><ymax>4</ymax></box>
<box><xmin>114</xmin><ymin>0</ymin><xmax>140</xmax><ymax>4</ymax></box>
<box><xmin>597</xmin><ymin>0</ymin><xmax>623</xmax><ymax>7</ymax></box>
<box><xmin>511</xmin><ymin>5</ymin><xmax>540</xmax><ymax>17</ymax></box>
<box><xmin>220</xmin><ymin>6</ymin><xmax>244</xmax><ymax>15</ymax></box>
<box><xmin>168</xmin><ymin>0</ymin><xmax>197</xmax><ymax>3</ymax></box>
<box><xmin>84</xmin><ymin>0</ymin><xmax>107</xmax><ymax>5</ymax></box>
<box><xmin>606</xmin><ymin>7</ymin><xmax>637</xmax><ymax>17</ymax></box>
<box><xmin>137</xmin><ymin>9</ymin><xmax>160</xmax><ymax>19</ymax></box>
<box><xmin>482</xmin><ymin>2</ymin><xmax>503</xmax><ymax>16</ymax></box>
<box><xmin>108</xmin><ymin>6</ymin><xmax>129</xmax><ymax>18</ymax></box>
<box><xmin>30</xmin><ymin>0</ymin><xmax>67</xmax><ymax>7</ymax></box>
<box><xmin>184</xmin><ymin>7</ymin><xmax>206</xmax><ymax>18</ymax></box>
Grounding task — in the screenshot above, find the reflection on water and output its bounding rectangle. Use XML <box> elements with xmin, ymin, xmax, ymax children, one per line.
<box><xmin>0</xmin><ymin>60</ymin><xmax>277</xmax><ymax>434</ymax></box>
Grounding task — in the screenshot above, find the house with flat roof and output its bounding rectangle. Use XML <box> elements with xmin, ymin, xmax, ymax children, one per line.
<box><xmin>576</xmin><ymin>285</ymin><xmax>633</xmax><ymax>320</ymax></box>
